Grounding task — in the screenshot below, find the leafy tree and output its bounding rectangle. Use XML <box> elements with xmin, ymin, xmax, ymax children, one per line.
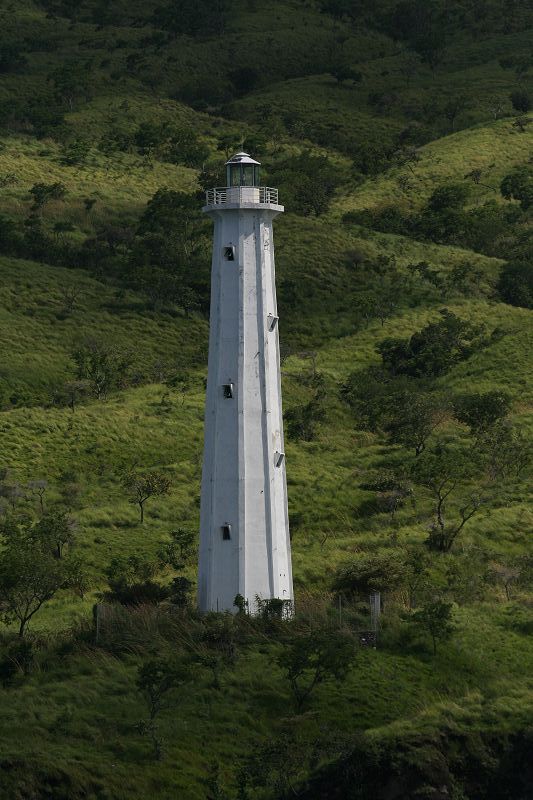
<box><xmin>122</xmin><ymin>471</ymin><xmax>171</xmax><ymax>523</ymax></box>
<box><xmin>500</xmin><ymin>166</ymin><xmax>533</xmax><ymax>210</ymax></box>
<box><xmin>333</xmin><ymin>552</ymin><xmax>407</xmax><ymax>599</ymax></box>
<box><xmin>497</xmin><ymin>261</ymin><xmax>533</xmax><ymax>309</ymax></box>
<box><xmin>383</xmin><ymin>389</ymin><xmax>446</xmax><ymax>456</ymax></box>
<box><xmin>442</xmin><ymin>96</ymin><xmax>469</xmax><ymax>131</ymax></box>
<box><xmin>409</xmin><ymin>599</ymin><xmax>455</xmax><ymax>654</ymax></box>
<box><xmin>168</xmin><ymin>576</ymin><xmax>192</xmax><ymax>608</ymax></box>
<box><xmin>137</xmin><ymin>658</ymin><xmax>191</xmax><ymax>760</ymax></box>
<box><xmin>411</xmin><ymin>445</ymin><xmax>483</xmax><ymax>552</ymax></box>
<box><xmin>152</xmin><ymin>0</ymin><xmax>227</xmax><ymax>38</ymax></box>
<box><xmin>159</xmin><ymin>528</ymin><xmax>195</xmax><ymax>569</ymax></box>
<box><xmin>65</xmin><ymin>555</ymin><xmax>90</xmax><ymax>600</ymax></box>
<box><xmin>377</xmin><ymin>310</ymin><xmax>486</xmax><ymax>378</ymax></box>
<box><xmin>267</xmin><ymin>153</ymin><xmax>342</xmax><ymax>216</ymax></box>
<box><xmin>229</xmin><ymin>66</ymin><xmax>261</xmax><ymax>95</ymax></box>
<box><xmin>29</xmin><ymin>182</ymin><xmax>67</xmax><ymax>212</ymax></box>
<box><xmin>105</xmin><ymin>555</ymin><xmax>167</xmax><ymax>605</ymax></box>
<box><xmin>27</xmin><ymin>480</ymin><xmax>47</xmax><ymax>513</ymax></box>
<box><xmin>415</xmin><ymin>184</ymin><xmax>472</xmax><ymax>243</ymax></box>
<box><xmin>477</xmin><ymin>420</ymin><xmax>532</xmax><ymax>481</ymax></box>
<box><xmin>48</xmin><ymin>62</ymin><xmax>93</xmax><ymax>109</ymax></box>
<box><xmin>71</xmin><ymin>338</ymin><xmax>133</xmax><ymax>400</ymax></box>
<box><xmin>428</xmin><ymin>184</ymin><xmax>470</xmax><ymax>212</ymax></box>
<box><xmin>331</xmin><ymin>64</ymin><xmax>363</xmax><ymax>84</ymax></box>
<box><xmin>359</xmin><ymin>470</ymin><xmax>414</xmax><ymax>522</ymax></box>
<box><xmin>203</xmin><ymin>762</ymin><xmax>230</xmax><ymax>800</ymax></box>
<box><xmin>129</xmin><ymin>189</ymin><xmax>209</xmax><ymax>312</ymax></box>
<box><xmin>488</xmin><ymin>560</ymin><xmax>521</xmax><ymax>601</ymax></box>
<box><xmin>164</xmin><ymin>127</ymin><xmax>210</xmax><ymax>168</ymax></box>
<box><xmin>510</xmin><ymin>89</ymin><xmax>531</xmax><ymax>113</ymax></box>
<box><xmin>0</xmin><ymin>45</ymin><xmax>28</xmax><ymax>74</ymax></box>
<box><xmin>402</xmin><ymin>546</ymin><xmax>432</xmax><ymax>609</ymax></box>
<box><xmin>33</xmin><ymin>510</ymin><xmax>75</xmax><ymax>559</ymax></box>
<box><xmin>0</xmin><ymin>522</ymin><xmax>76</xmax><ymax>636</ymax></box>
<box><xmin>60</xmin><ymin>138</ymin><xmax>90</xmax><ymax>165</ymax></box>
<box><xmin>446</xmin><ymin>260</ymin><xmax>485</xmax><ymax>296</ymax></box>
<box><xmin>277</xmin><ymin>628</ymin><xmax>356</xmax><ymax>711</ymax></box>
<box><xmin>453</xmin><ymin>390</ymin><xmax>511</xmax><ymax>434</ymax></box>
<box><xmin>196</xmin><ymin>614</ymin><xmax>237</xmax><ymax>689</ymax></box>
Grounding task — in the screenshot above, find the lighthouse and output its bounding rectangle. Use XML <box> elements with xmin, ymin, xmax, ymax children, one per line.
<box><xmin>198</xmin><ymin>153</ymin><xmax>293</xmax><ymax>614</ymax></box>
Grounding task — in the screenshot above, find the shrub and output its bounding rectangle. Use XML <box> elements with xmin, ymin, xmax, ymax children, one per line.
<box><xmin>497</xmin><ymin>261</ymin><xmax>533</xmax><ymax>308</ymax></box>
<box><xmin>332</xmin><ymin>552</ymin><xmax>407</xmax><ymax>599</ymax></box>
<box><xmin>377</xmin><ymin>310</ymin><xmax>486</xmax><ymax>378</ymax></box>
<box><xmin>510</xmin><ymin>89</ymin><xmax>531</xmax><ymax>113</ymax></box>
<box><xmin>453</xmin><ymin>391</ymin><xmax>511</xmax><ymax>433</ymax></box>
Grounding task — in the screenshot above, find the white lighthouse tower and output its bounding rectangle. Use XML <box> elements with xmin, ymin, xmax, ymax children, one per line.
<box><xmin>198</xmin><ymin>153</ymin><xmax>293</xmax><ymax>614</ymax></box>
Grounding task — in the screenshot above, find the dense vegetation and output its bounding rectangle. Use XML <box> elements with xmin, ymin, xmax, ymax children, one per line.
<box><xmin>0</xmin><ymin>0</ymin><xmax>532</xmax><ymax>797</ymax></box>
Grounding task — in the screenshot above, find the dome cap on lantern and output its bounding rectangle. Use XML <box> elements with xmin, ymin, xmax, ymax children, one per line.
<box><xmin>226</xmin><ymin>151</ymin><xmax>261</xmax><ymax>166</ymax></box>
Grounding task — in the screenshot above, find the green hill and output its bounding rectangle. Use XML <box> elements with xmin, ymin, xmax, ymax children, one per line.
<box><xmin>0</xmin><ymin>1</ymin><xmax>532</xmax><ymax>797</ymax></box>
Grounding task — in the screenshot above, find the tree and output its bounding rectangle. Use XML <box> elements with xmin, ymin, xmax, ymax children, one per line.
<box><xmin>331</xmin><ymin>65</ymin><xmax>363</xmax><ymax>84</ymax></box>
<box><xmin>510</xmin><ymin>89</ymin><xmax>531</xmax><ymax>113</ymax></box>
<box><xmin>489</xmin><ymin>561</ymin><xmax>521</xmax><ymax>601</ymax></box>
<box><xmin>137</xmin><ymin>658</ymin><xmax>191</xmax><ymax>760</ymax></box>
<box><xmin>359</xmin><ymin>470</ymin><xmax>414</xmax><ymax>522</ymax></box>
<box><xmin>409</xmin><ymin>600</ymin><xmax>455</xmax><ymax>654</ymax></box>
<box><xmin>105</xmin><ymin>555</ymin><xmax>166</xmax><ymax>606</ymax></box>
<box><xmin>0</xmin><ymin>44</ymin><xmax>28</xmax><ymax>74</ymax></box>
<box><xmin>332</xmin><ymin>552</ymin><xmax>407</xmax><ymax>599</ymax></box>
<box><xmin>500</xmin><ymin>166</ymin><xmax>533</xmax><ymax>210</ymax></box>
<box><xmin>383</xmin><ymin>389</ymin><xmax>446</xmax><ymax>456</ymax></box>
<box><xmin>443</xmin><ymin>96</ymin><xmax>468</xmax><ymax>131</ymax></box>
<box><xmin>122</xmin><ymin>471</ymin><xmax>171</xmax><ymax>523</ymax></box>
<box><xmin>49</xmin><ymin>62</ymin><xmax>92</xmax><ymax>109</ymax></box>
<box><xmin>196</xmin><ymin>614</ymin><xmax>237</xmax><ymax>689</ymax></box>
<box><xmin>411</xmin><ymin>445</ymin><xmax>483</xmax><ymax>552</ymax></box>
<box><xmin>27</xmin><ymin>480</ymin><xmax>47</xmax><ymax>513</ymax></box>
<box><xmin>61</xmin><ymin>138</ymin><xmax>90</xmax><ymax>166</ymax></box>
<box><xmin>0</xmin><ymin>524</ymin><xmax>75</xmax><ymax>636</ymax></box>
<box><xmin>152</xmin><ymin>0</ymin><xmax>227</xmax><ymax>38</ymax></box>
<box><xmin>267</xmin><ymin>153</ymin><xmax>342</xmax><ymax>217</ymax></box>
<box><xmin>377</xmin><ymin>310</ymin><xmax>486</xmax><ymax>378</ymax></box>
<box><xmin>33</xmin><ymin>510</ymin><xmax>76</xmax><ymax>559</ymax></box>
<box><xmin>229</xmin><ymin>66</ymin><xmax>261</xmax><ymax>96</ymax></box>
<box><xmin>497</xmin><ymin>261</ymin><xmax>533</xmax><ymax>309</ymax></box>
<box><xmin>28</xmin><ymin>182</ymin><xmax>67</xmax><ymax>212</ymax></box>
<box><xmin>402</xmin><ymin>546</ymin><xmax>432</xmax><ymax>609</ymax></box>
<box><xmin>453</xmin><ymin>390</ymin><xmax>511</xmax><ymax>434</ymax></box>
<box><xmin>277</xmin><ymin>628</ymin><xmax>356</xmax><ymax>712</ymax></box>
<box><xmin>71</xmin><ymin>338</ymin><xmax>133</xmax><ymax>400</ymax></box>
<box><xmin>284</xmin><ymin>383</ymin><xmax>326</xmax><ymax>442</ymax></box>
<box><xmin>477</xmin><ymin>420</ymin><xmax>532</xmax><ymax>481</ymax></box>
<box><xmin>428</xmin><ymin>184</ymin><xmax>470</xmax><ymax>212</ymax></box>
<box><xmin>129</xmin><ymin>189</ymin><xmax>209</xmax><ymax>312</ymax></box>
<box><xmin>159</xmin><ymin>528</ymin><xmax>195</xmax><ymax>568</ymax></box>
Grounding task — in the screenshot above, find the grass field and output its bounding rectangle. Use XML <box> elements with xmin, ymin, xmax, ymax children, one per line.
<box><xmin>0</xmin><ymin>0</ymin><xmax>532</xmax><ymax>797</ymax></box>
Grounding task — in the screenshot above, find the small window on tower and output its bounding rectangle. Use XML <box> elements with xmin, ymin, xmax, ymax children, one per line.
<box><xmin>223</xmin><ymin>382</ymin><xmax>234</xmax><ymax>399</ymax></box>
<box><xmin>223</xmin><ymin>245</ymin><xmax>235</xmax><ymax>261</ymax></box>
<box><xmin>222</xmin><ymin>524</ymin><xmax>231</xmax><ymax>540</ymax></box>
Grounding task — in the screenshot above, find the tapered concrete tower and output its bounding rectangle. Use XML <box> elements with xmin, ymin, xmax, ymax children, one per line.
<box><xmin>198</xmin><ymin>153</ymin><xmax>293</xmax><ymax>614</ymax></box>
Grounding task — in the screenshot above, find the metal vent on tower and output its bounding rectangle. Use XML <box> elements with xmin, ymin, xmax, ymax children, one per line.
<box><xmin>267</xmin><ymin>314</ymin><xmax>279</xmax><ymax>331</ymax></box>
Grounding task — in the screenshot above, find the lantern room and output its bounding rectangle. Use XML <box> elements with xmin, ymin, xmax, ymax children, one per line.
<box><xmin>226</xmin><ymin>152</ymin><xmax>260</xmax><ymax>187</ymax></box>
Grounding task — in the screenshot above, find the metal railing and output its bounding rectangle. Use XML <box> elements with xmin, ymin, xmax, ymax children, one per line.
<box><xmin>205</xmin><ymin>186</ymin><xmax>279</xmax><ymax>206</ymax></box>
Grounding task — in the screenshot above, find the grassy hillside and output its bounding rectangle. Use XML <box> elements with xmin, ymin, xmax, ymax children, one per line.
<box><xmin>0</xmin><ymin>0</ymin><xmax>532</xmax><ymax>797</ymax></box>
